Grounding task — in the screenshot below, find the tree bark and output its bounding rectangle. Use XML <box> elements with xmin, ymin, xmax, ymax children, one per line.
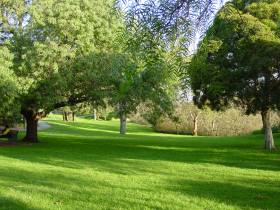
<box><xmin>21</xmin><ymin>109</ymin><xmax>39</xmax><ymax>143</ymax></box>
<box><xmin>193</xmin><ymin>115</ymin><xmax>198</xmax><ymax>136</ymax></box>
<box><xmin>93</xmin><ymin>109</ymin><xmax>97</xmax><ymax>120</ymax></box>
<box><xmin>64</xmin><ymin>112</ymin><xmax>68</xmax><ymax>121</ymax></box>
<box><xmin>120</xmin><ymin>112</ymin><xmax>127</xmax><ymax>135</ymax></box>
<box><xmin>211</xmin><ymin>119</ymin><xmax>215</xmax><ymax>135</ymax></box>
<box><xmin>72</xmin><ymin>112</ymin><xmax>75</xmax><ymax>122</ymax></box>
<box><xmin>261</xmin><ymin>109</ymin><xmax>276</xmax><ymax>150</ymax></box>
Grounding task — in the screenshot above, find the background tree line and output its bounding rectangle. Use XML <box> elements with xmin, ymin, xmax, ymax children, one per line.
<box><xmin>130</xmin><ymin>102</ymin><xmax>280</xmax><ymax>137</ymax></box>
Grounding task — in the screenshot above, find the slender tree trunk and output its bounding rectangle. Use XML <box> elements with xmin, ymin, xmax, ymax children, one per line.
<box><xmin>64</xmin><ymin>112</ymin><xmax>69</xmax><ymax>121</ymax></box>
<box><xmin>21</xmin><ymin>109</ymin><xmax>39</xmax><ymax>143</ymax></box>
<box><xmin>120</xmin><ymin>112</ymin><xmax>127</xmax><ymax>135</ymax></box>
<box><xmin>261</xmin><ymin>109</ymin><xmax>275</xmax><ymax>150</ymax></box>
<box><xmin>193</xmin><ymin>115</ymin><xmax>198</xmax><ymax>136</ymax></box>
<box><xmin>72</xmin><ymin>112</ymin><xmax>75</xmax><ymax>122</ymax></box>
<box><xmin>93</xmin><ymin>109</ymin><xmax>97</xmax><ymax>120</ymax></box>
<box><xmin>211</xmin><ymin>120</ymin><xmax>215</xmax><ymax>135</ymax></box>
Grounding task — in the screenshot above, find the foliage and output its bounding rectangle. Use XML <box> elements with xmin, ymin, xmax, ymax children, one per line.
<box><xmin>1</xmin><ymin>0</ymin><xmax>123</xmax><ymax>140</ymax></box>
<box><xmin>188</xmin><ymin>0</ymin><xmax>280</xmax><ymax>149</ymax></box>
<box><xmin>154</xmin><ymin>102</ymin><xmax>268</xmax><ymax>136</ymax></box>
<box><xmin>108</xmin><ymin>21</ymin><xmax>181</xmax><ymax>125</ymax></box>
<box><xmin>124</xmin><ymin>0</ymin><xmax>224</xmax><ymax>47</ymax></box>
<box><xmin>189</xmin><ymin>0</ymin><xmax>280</xmax><ymax>113</ymax></box>
<box><xmin>1</xmin><ymin>0</ymin><xmax>121</xmax><ymax>110</ymax></box>
<box><xmin>0</xmin><ymin>46</ymin><xmax>19</xmax><ymax>123</ymax></box>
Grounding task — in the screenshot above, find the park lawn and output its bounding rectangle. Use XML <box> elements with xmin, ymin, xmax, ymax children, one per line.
<box><xmin>0</xmin><ymin>116</ymin><xmax>279</xmax><ymax>210</ymax></box>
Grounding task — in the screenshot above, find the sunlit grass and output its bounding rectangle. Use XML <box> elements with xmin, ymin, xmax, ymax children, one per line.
<box><xmin>0</xmin><ymin>115</ymin><xmax>279</xmax><ymax>210</ymax></box>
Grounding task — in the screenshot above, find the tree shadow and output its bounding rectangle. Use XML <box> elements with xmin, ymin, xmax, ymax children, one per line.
<box><xmin>0</xmin><ymin>166</ymin><xmax>187</xmax><ymax>210</ymax></box>
<box><xmin>0</xmin><ymin>196</ymin><xmax>41</xmax><ymax>210</ymax></box>
<box><xmin>169</xmin><ymin>178</ymin><xmax>280</xmax><ymax>210</ymax></box>
<box><xmin>0</xmin><ymin>120</ymin><xmax>279</xmax><ymax>173</ymax></box>
<box><xmin>0</xmin><ymin>120</ymin><xmax>279</xmax><ymax>209</ymax></box>
<box><xmin>46</xmin><ymin>120</ymin><xmax>152</xmax><ymax>135</ymax></box>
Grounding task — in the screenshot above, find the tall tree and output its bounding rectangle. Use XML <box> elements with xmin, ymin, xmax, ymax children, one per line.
<box><xmin>1</xmin><ymin>0</ymin><xmax>121</xmax><ymax>142</ymax></box>
<box><xmin>189</xmin><ymin>0</ymin><xmax>280</xmax><ymax>150</ymax></box>
<box><xmin>107</xmin><ymin>21</ymin><xmax>180</xmax><ymax>135</ymax></box>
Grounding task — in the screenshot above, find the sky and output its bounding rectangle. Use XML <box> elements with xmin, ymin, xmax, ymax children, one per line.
<box><xmin>120</xmin><ymin>0</ymin><xmax>230</xmax><ymax>52</ymax></box>
<box><xmin>189</xmin><ymin>0</ymin><xmax>230</xmax><ymax>52</ymax></box>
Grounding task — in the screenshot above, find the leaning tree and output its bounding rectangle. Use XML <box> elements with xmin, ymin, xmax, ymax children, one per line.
<box><xmin>189</xmin><ymin>0</ymin><xmax>280</xmax><ymax>150</ymax></box>
<box><xmin>1</xmin><ymin>0</ymin><xmax>122</xmax><ymax>142</ymax></box>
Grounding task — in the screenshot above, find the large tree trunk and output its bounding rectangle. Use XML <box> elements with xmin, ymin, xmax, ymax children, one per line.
<box><xmin>21</xmin><ymin>109</ymin><xmax>39</xmax><ymax>143</ymax></box>
<box><xmin>261</xmin><ymin>109</ymin><xmax>275</xmax><ymax>150</ymax></box>
<box><xmin>120</xmin><ymin>113</ymin><xmax>127</xmax><ymax>135</ymax></box>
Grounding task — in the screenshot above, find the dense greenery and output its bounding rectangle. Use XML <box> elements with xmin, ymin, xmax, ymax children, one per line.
<box><xmin>0</xmin><ymin>0</ymin><xmax>123</xmax><ymax>141</ymax></box>
<box><xmin>0</xmin><ymin>46</ymin><xmax>18</xmax><ymax>122</ymax></box>
<box><xmin>189</xmin><ymin>0</ymin><xmax>280</xmax><ymax>150</ymax></box>
<box><xmin>2</xmin><ymin>1</ymin><xmax>280</xmax><ymax>209</ymax></box>
<box><xmin>1</xmin><ymin>0</ymin><xmax>193</xmax><ymax>141</ymax></box>
<box><xmin>0</xmin><ymin>116</ymin><xmax>279</xmax><ymax>210</ymax></box>
<box><xmin>115</xmin><ymin>31</ymin><xmax>180</xmax><ymax>134</ymax></box>
<box><xmin>154</xmin><ymin>103</ymin><xmax>264</xmax><ymax>136</ymax></box>
<box><xmin>1</xmin><ymin>0</ymin><xmax>279</xmax><ymax>149</ymax></box>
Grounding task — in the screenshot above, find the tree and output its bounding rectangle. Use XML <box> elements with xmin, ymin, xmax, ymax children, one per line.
<box><xmin>1</xmin><ymin>0</ymin><xmax>121</xmax><ymax>142</ymax></box>
<box><xmin>107</xmin><ymin>23</ymin><xmax>180</xmax><ymax>134</ymax></box>
<box><xmin>123</xmin><ymin>0</ymin><xmax>223</xmax><ymax>43</ymax></box>
<box><xmin>189</xmin><ymin>0</ymin><xmax>280</xmax><ymax>150</ymax></box>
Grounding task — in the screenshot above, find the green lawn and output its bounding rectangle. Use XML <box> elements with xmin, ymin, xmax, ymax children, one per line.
<box><xmin>0</xmin><ymin>116</ymin><xmax>279</xmax><ymax>210</ymax></box>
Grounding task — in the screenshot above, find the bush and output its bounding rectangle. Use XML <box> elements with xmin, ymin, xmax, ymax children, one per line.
<box><xmin>130</xmin><ymin>102</ymin><xmax>280</xmax><ymax>136</ymax></box>
<box><xmin>106</xmin><ymin>111</ymin><xmax>118</xmax><ymax>121</ymax></box>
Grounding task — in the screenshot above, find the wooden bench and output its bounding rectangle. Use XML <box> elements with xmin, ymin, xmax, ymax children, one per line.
<box><xmin>0</xmin><ymin>130</ymin><xmax>19</xmax><ymax>141</ymax></box>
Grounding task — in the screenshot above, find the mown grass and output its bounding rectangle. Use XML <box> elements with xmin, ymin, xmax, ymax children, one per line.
<box><xmin>0</xmin><ymin>115</ymin><xmax>279</xmax><ymax>210</ymax></box>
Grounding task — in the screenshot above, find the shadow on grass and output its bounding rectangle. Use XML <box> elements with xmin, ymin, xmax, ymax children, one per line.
<box><xmin>40</xmin><ymin>121</ymin><xmax>280</xmax><ymax>173</ymax></box>
<box><xmin>0</xmin><ymin>196</ymin><xmax>40</xmax><ymax>210</ymax></box>
<box><xmin>0</xmin><ymin>166</ymin><xmax>184</xmax><ymax>210</ymax></box>
<box><xmin>170</xmin><ymin>179</ymin><xmax>280</xmax><ymax>210</ymax></box>
<box><xmin>0</xmin><ymin>119</ymin><xmax>279</xmax><ymax>209</ymax></box>
<box><xmin>0</xmin><ymin>120</ymin><xmax>279</xmax><ymax>173</ymax></box>
<box><xmin>0</xmin><ymin>161</ymin><xmax>280</xmax><ymax>210</ymax></box>
<box><xmin>46</xmin><ymin>120</ymin><xmax>153</xmax><ymax>135</ymax></box>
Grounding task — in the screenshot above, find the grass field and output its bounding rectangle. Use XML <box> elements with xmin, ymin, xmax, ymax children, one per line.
<box><xmin>0</xmin><ymin>116</ymin><xmax>279</xmax><ymax>210</ymax></box>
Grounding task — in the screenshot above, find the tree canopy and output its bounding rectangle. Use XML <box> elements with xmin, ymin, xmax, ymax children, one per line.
<box><xmin>1</xmin><ymin>0</ymin><xmax>122</xmax><ymax>142</ymax></box>
<box><xmin>189</xmin><ymin>0</ymin><xmax>280</xmax><ymax>150</ymax></box>
<box><xmin>0</xmin><ymin>46</ymin><xmax>18</xmax><ymax>121</ymax></box>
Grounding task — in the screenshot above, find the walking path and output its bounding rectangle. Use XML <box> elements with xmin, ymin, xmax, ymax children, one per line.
<box><xmin>38</xmin><ymin>121</ymin><xmax>51</xmax><ymax>130</ymax></box>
